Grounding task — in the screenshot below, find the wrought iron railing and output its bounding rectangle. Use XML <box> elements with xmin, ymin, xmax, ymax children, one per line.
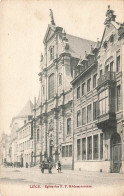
<box><xmin>98</xmin><ymin>71</ymin><xmax>115</xmax><ymax>86</ymax></box>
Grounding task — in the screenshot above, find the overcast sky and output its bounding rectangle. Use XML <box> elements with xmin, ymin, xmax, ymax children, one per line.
<box><xmin>0</xmin><ymin>0</ymin><xmax>124</xmax><ymax>135</ymax></box>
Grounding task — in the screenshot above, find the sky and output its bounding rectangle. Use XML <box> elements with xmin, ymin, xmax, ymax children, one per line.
<box><xmin>0</xmin><ymin>0</ymin><xmax>124</xmax><ymax>135</ymax></box>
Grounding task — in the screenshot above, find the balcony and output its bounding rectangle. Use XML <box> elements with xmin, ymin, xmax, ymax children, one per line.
<box><xmin>97</xmin><ymin>71</ymin><xmax>115</xmax><ymax>87</ymax></box>
<box><xmin>96</xmin><ymin>112</ymin><xmax>116</xmax><ymax>130</ymax></box>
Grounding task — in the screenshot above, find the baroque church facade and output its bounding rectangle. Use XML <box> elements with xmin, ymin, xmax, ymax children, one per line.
<box><xmin>38</xmin><ymin>9</ymin><xmax>96</xmax><ymax>168</ymax></box>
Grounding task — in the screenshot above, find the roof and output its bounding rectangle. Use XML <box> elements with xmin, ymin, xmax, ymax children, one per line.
<box><xmin>66</xmin><ymin>34</ymin><xmax>96</xmax><ymax>59</ymax></box>
<box><xmin>100</xmin><ymin>21</ymin><xmax>124</xmax><ymax>49</ymax></box>
<box><xmin>17</xmin><ymin>99</ymin><xmax>33</xmax><ymax>117</ymax></box>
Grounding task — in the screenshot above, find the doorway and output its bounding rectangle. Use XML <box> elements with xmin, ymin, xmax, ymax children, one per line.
<box><xmin>111</xmin><ymin>133</ymin><xmax>122</xmax><ymax>173</ymax></box>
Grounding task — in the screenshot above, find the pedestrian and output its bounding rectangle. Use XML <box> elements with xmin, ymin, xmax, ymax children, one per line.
<box><xmin>57</xmin><ymin>161</ymin><xmax>61</xmax><ymax>173</ymax></box>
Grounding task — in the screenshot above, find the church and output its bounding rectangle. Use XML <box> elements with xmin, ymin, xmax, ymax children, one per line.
<box><xmin>37</xmin><ymin>9</ymin><xmax>96</xmax><ymax>169</ymax></box>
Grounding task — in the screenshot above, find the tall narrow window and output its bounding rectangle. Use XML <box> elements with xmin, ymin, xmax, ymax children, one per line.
<box><xmin>67</xmin><ymin>118</ymin><xmax>71</xmax><ymax>135</ymax></box>
<box><xmin>93</xmin><ymin>135</ymin><xmax>98</xmax><ymax>160</ymax></box>
<box><xmin>87</xmin><ymin>104</ymin><xmax>92</xmax><ymax>123</ymax></box>
<box><xmin>87</xmin><ymin>78</ymin><xmax>91</xmax><ymax>92</ymax></box>
<box><xmin>77</xmin><ymin>86</ymin><xmax>80</xmax><ymax>99</ymax></box>
<box><xmin>99</xmin><ymin>89</ymin><xmax>109</xmax><ymax>115</ymax></box>
<box><xmin>100</xmin><ymin>133</ymin><xmax>103</xmax><ymax>159</ymax></box>
<box><xmin>37</xmin><ymin>129</ymin><xmax>39</xmax><ymax>141</ymax></box>
<box><xmin>82</xmin><ymin>107</ymin><xmax>86</xmax><ymax>125</ymax></box>
<box><xmin>116</xmin><ymin>55</ymin><xmax>120</xmax><ymax>72</ymax></box>
<box><xmin>48</xmin><ymin>74</ymin><xmax>54</xmax><ymax>99</ymax></box>
<box><xmin>69</xmin><ymin>145</ymin><xmax>72</xmax><ymax>157</ymax></box>
<box><xmin>87</xmin><ymin>136</ymin><xmax>92</xmax><ymax>160</ymax></box>
<box><xmin>50</xmin><ymin>46</ymin><xmax>54</xmax><ymax>61</ymax></box>
<box><xmin>62</xmin><ymin>146</ymin><xmax>66</xmax><ymax>157</ymax></box>
<box><xmin>93</xmin><ymin>101</ymin><xmax>97</xmax><ymax>121</ymax></box>
<box><xmin>82</xmin><ymin>138</ymin><xmax>86</xmax><ymax>160</ymax></box>
<box><xmin>110</xmin><ymin>61</ymin><xmax>113</xmax><ymax>72</ymax></box>
<box><xmin>77</xmin><ymin>139</ymin><xmax>81</xmax><ymax>160</ymax></box>
<box><xmin>100</xmin><ymin>69</ymin><xmax>102</xmax><ymax>77</ymax></box>
<box><xmin>105</xmin><ymin>64</ymin><xmax>109</xmax><ymax>73</ymax></box>
<box><xmin>77</xmin><ymin>110</ymin><xmax>81</xmax><ymax>127</ymax></box>
<box><xmin>93</xmin><ymin>74</ymin><xmax>97</xmax><ymax>88</ymax></box>
<box><xmin>117</xmin><ymin>85</ymin><xmax>121</xmax><ymax>111</ymax></box>
<box><xmin>66</xmin><ymin>146</ymin><xmax>69</xmax><ymax>157</ymax></box>
<box><xmin>82</xmin><ymin>83</ymin><xmax>85</xmax><ymax>96</ymax></box>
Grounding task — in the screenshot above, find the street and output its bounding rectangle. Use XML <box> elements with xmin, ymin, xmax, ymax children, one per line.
<box><xmin>0</xmin><ymin>166</ymin><xmax>124</xmax><ymax>196</ymax></box>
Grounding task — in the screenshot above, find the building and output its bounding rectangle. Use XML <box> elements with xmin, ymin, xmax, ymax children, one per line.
<box><xmin>10</xmin><ymin>99</ymin><xmax>34</xmax><ymax>164</ymax></box>
<box><xmin>16</xmin><ymin>120</ymin><xmax>33</xmax><ymax>167</ymax></box>
<box><xmin>38</xmin><ymin>9</ymin><xmax>96</xmax><ymax>168</ymax></box>
<box><xmin>0</xmin><ymin>133</ymin><xmax>11</xmax><ymax>164</ymax></box>
<box><xmin>71</xmin><ymin>6</ymin><xmax>124</xmax><ymax>173</ymax></box>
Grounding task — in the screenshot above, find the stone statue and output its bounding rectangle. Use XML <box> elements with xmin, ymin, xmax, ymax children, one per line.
<box><xmin>49</xmin><ymin>9</ymin><xmax>55</xmax><ymax>25</ymax></box>
<box><xmin>104</xmin><ymin>5</ymin><xmax>116</xmax><ymax>26</ymax></box>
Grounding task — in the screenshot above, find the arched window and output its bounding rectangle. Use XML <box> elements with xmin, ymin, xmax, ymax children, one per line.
<box><xmin>50</xmin><ymin>46</ymin><xmax>54</xmax><ymax>61</ymax></box>
<box><xmin>48</xmin><ymin>73</ymin><xmax>54</xmax><ymax>99</ymax></box>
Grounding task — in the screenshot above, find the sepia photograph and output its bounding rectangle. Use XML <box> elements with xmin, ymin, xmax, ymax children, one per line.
<box><xmin>0</xmin><ymin>0</ymin><xmax>124</xmax><ymax>196</ymax></box>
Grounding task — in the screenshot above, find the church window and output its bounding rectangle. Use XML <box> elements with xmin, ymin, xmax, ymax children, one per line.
<box><xmin>48</xmin><ymin>73</ymin><xmax>54</xmax><ymax>99</ymax></box>
<box><xmin>110</xmin><ymin>34</ymin><xmax>114</xmax><ymax>43</ymax></box>
<box><xmin>103</xmin><ymin>41</ymin><xmax>107</xmax><ymax>49</ymax></box>
<box><xmin>50</xmin><ymin>46</ymin><xmax>54</xmax><ymax>61</ymax></box>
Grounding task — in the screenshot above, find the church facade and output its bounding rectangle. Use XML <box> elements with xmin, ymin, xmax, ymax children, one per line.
<box><xmin>38</xmin><ymin>10</ymin><xmax>96</xmax><ymax>168</ymax></box>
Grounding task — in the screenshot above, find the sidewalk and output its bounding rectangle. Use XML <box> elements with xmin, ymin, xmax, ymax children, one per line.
<box><xmin>1</xmin><ymin>165</ymin><xmax>124</xmax><ymax>180</ymax></box>
<box><xmin>16</xmin><ymin>165</ymin><xmax>124</xmax><ymax>179</ymax></box>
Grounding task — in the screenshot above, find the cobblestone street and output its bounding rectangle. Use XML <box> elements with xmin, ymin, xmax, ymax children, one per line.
<box><xmin>0</xmin><ymin>166</ymin><xmax>124</xmax><ymax>196</ymax></box>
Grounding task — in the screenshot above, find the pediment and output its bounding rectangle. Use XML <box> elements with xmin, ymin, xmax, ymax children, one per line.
<box><xmin>100</xmin><ymin>23</ymin><xmax>117</xmax><ymax>48</ymax></box>
<box><xmin>47</xmin><ymin>29</ymin><xmax>55</xmax><ymax>41</ymax></box>
<box><xmin>43</xmin><ymin>25</ymin><xmax>56</xmax><ymax>44</ymax></box>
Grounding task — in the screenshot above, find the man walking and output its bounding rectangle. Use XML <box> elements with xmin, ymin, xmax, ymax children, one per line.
<box><xmin>58</xmin><ymin>161</ymin><xmax>61</xmax><ymax>173</ymax></box>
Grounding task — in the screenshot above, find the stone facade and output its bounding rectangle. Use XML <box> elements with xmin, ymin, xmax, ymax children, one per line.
<box><xmin>38</xmin><ymin>15</ymin><xmax>96</xmax><ymax>168</ymax></box>
<box><xmin>71</xmin><ymin>6</ymin><xmax>124</xmax><ymax>173</ymax></box>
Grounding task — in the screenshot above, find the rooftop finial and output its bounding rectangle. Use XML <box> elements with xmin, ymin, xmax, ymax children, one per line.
<box><xmin>49</xmin><ymin>9</ymin><xmax>55</xmax><ymax>25</ymax></box>
<box><xmin>108</xmin><ymin>5</ymin><xmax>110</xmax><ymax>10</ymax></box>
<box><xmin>104</xmin><ymin>5</ymin><xmax>116</xmax><ymax>26</ymax></box>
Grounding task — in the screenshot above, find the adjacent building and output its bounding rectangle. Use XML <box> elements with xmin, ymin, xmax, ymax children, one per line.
<box><xmin>10</xmin><ymin>99</ymin><xmax>34</xmax><ymax>165</ymax></box>
<box><xmin>71</xmin><ymin>6</ymin><xmax>124</xmax><ymax>173</ymax></box>
<box><xmin>0</xmin><ymin>133</ymin><xmax>11</xmax><ymax>164</ymax></box>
